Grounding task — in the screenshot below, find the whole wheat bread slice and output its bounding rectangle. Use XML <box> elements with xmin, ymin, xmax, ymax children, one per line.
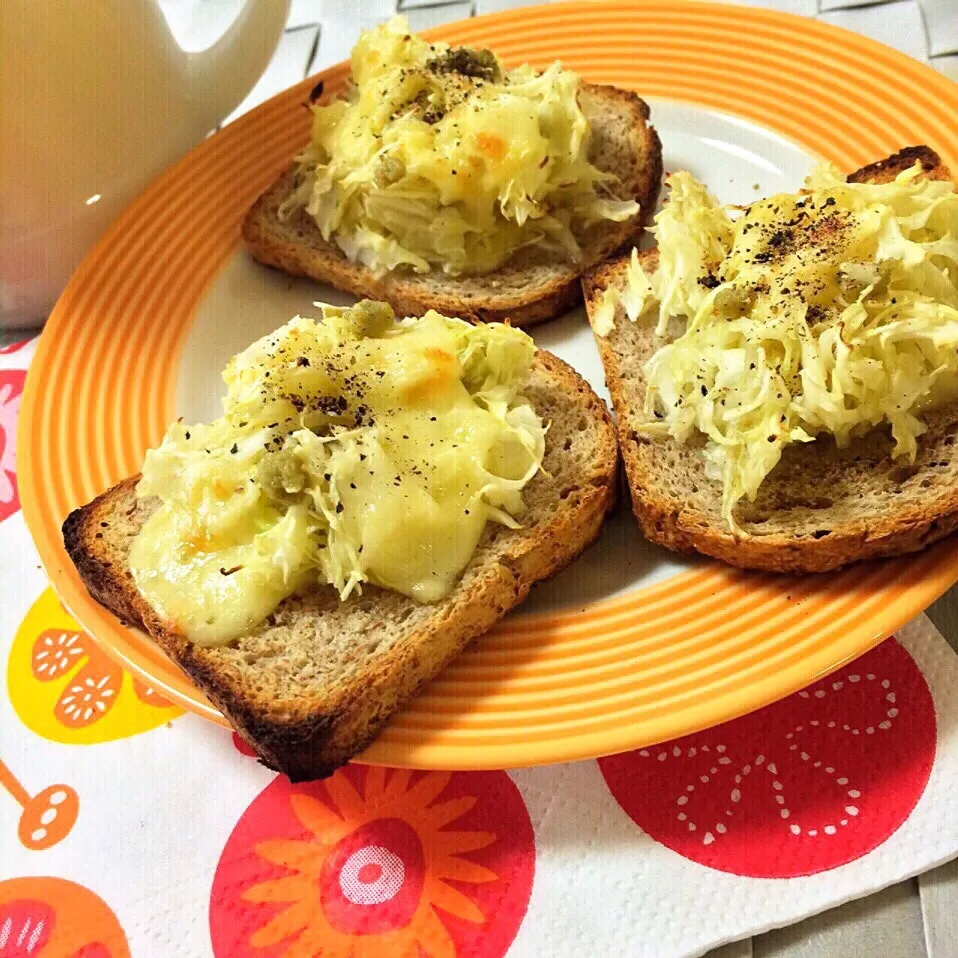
<box><xmin>583</xmin><ymin>146</ymin><xmax>958</xmax><ymax>573</ymax></box>
<box><xmin>63</xmin><ymin>351</ymin><xmax>617</xmax><ymax>781</ymax></box>
<box><xmin>243</xmin><ymin>84</ymin><xmax>662</xmax><ymax>328</ymax></box>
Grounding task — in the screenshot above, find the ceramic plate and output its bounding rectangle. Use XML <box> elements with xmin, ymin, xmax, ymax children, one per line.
<box><xmin>20</xmin><ymin>1</ymin><xmax>958</xmax><ymax>769</ymax></box>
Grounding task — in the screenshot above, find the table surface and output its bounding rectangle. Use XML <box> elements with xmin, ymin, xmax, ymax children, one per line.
<box><xmin>9</xmin><ymin>0</ymin><xmax>958</xmax><ymax>953</ymax></box>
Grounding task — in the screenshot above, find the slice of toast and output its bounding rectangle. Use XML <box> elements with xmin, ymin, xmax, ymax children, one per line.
<box><xmin>63</xmin><ymin>351</ymin><xmax>617</xmax><ymax>781</ymax></box>
<box><xmin>243</xmin><ymin>84</ymin><xmax>662</xmax><ymax>328</ymax></box>
<box><xmin>583</xmin><ymin>147</ymin><xmax>958</xmax><ymax>573</ymax></box>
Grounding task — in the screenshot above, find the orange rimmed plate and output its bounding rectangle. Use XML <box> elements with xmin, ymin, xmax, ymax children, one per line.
<box><xmin>19</xmin><ymin>0</ymin><xmax>958</xmax><ymax>770</ymax></box>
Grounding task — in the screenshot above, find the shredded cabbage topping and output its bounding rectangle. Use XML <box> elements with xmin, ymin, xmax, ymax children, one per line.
<box><xmin>129</xmin><ymin>301</ymin><xmax>546</xmax><ymax>645</ymax></box>
<box><xmin>279</xmin><ymin>16</ymin><xmax>638</xmax><ymax>277</ymax></box>
<box><xmin>597</xmin><ymin>162</ymin><xmax>958</xmax><ymax>532</ymax></box>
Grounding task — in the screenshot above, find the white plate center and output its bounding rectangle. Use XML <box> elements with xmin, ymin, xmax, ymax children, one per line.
<box><xmin>177</xmin><ymin>101</ymin><xmax>816</xmax><ymax>614</ymax></box>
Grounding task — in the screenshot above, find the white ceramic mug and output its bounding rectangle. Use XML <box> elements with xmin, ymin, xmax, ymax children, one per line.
<box><xmin>0</xmin><ymin>0</ymin><xmax>292</xmax><ymax>328</ymax></box>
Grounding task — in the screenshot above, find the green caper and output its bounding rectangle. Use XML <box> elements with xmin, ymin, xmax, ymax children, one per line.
<box><xmin>375</xmin><ymin>156</ymin><xmax>406</xmax><ymax>188</ymax></box>
<box><xmin>257</xmin><ymin>448</ymin><xmax>306</xmax><ymax>502</ymax></box>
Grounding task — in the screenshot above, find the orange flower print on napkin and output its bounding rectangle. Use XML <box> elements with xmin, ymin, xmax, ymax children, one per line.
<box><xmin>0</xmin><ymin>369</ymin><xmax>26</xmax><ymax>524</ymax></box>
<box><xmin>210</xmin><ymin>766</ymin><xmax>535</xmax><ymax>957</ymax></box>
<box><xmin>8</xmin><ymin>588</ymin><xmax>182</xmax><ymax>745</ymax></box>
<box><xmin>0</xmin><ymin>876</ymin><xmax>130</xmax><ymax>957</ymax></box>
<box><xmin>0</xmin><ymin>758</ymin><xmax>79</xmax><ymax>851</ymax></box>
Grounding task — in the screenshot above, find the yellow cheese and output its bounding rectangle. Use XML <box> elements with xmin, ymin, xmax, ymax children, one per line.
<box><xmin>129</xmin><ymin>301</ymin><xmax>545</xmax><ymax>645</ymax></box>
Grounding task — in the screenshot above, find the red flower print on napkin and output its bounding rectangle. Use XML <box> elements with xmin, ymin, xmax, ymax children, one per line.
<box><xmin>210</xmin><ymin>767</ymin><xmax>535</xmax><ymax>957</ymax></box>
<box><xmin>231</xmin><ymin>732</ymin><xmax>259</xmax><ymax>758</ymax></box>
<box><xmin>0</xmin><ymin>338</ymin><xmax>33</xmax><ymax>356</ymax></box>
<box><xmin>600</xmin><ymin>638</ymin><xmax>935</xmax><ymax>878</ymax></box>
<box><xmin>0</xmin><ymin>370</ymin><xmax>26</xmax><ymax>523</ymax></box>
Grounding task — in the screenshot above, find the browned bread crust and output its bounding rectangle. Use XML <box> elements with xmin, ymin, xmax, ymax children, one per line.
<box><xmin>584</xmin><ymin>147</ymin><xmax>958</xmax><ymax>573</ymax></box>
<box><xmin>63</xmin><ymin>351</ymin><xmax>618</xmax><ymax>780</ymax></box>
<box><xmin>242</xmin><ymin>84</ymin><xmax>662</xmax><ymax>328</ymax></box>
<box><xmin>847</xmin><ymin>145</ymin><xmax>952</xmax><ymax>185</ymax></box>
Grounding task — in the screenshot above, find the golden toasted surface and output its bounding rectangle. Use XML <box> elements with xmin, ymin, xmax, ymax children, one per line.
<box><xmin>242</xmin><ymin>84</ymin><xmax>662</xmax><ymax>328</ymax></box>
<box><xmin>63</xmin><ymin>351</ymin><xmax>618</xmax><ymax>780</ymax></box>
<box><xmin>583</xmin><ymin>148</ymin><xmax>958</xmax><ymax>573</ymax></box>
